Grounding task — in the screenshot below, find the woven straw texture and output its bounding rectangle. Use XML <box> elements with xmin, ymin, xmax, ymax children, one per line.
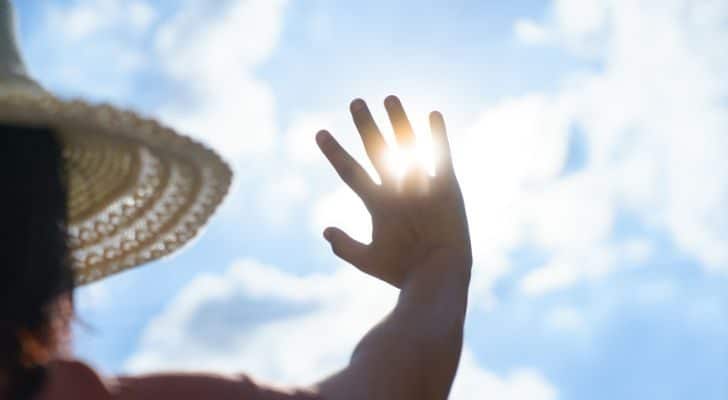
<box><xmin>0</xmin><ymin>92</ymin><xmax>232</xmax><ymax>285</ymax></box>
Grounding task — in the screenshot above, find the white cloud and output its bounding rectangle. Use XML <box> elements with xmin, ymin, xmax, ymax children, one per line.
<box><xmin>496</xmin><ymin>0</ymin><xmax>728</xmax><ymax>296</ymax></box>
<box><xmin>514</xmin><ymin>19</ymin><xmax>550</xmax><ymax>44</ymax></box>
<box><xmin>520</xmin><ymin>262</ymin><xmax>578</xmax><ymax>296</ymax></box>
<box><xmin>58</xmin><ymin>5</ymin><xmax>104</xmax><ymax>40</ymax></box>
<box><xmin>284</xmin><ymin>112</ymin><xmax>337</xmax><ymax>165</ymax></box>
<box><xmin>157</xmin><ymin>76</ymin><xmax>278</xmax><ymax>162</ymax></box>
<box><xmin>552</xmin><ymin>0</ymin><xmax>607</xmax><ymax>38</ymax></box>
<box><xmin>544</xmin><ymin>306</ymin><xmax>587</xmax><ymax>334</ymax></box>
<box><xmin>557</xmin><ymin>0</ymin><xmax>728</xmax><ymax>273</ymax></box>
<box><xmin>125</xmin><ymin>259</ymin><xmax>395</xmax><ymax>382</ymax></box>
<box><xmin>452</xmin><ymin>349</ymin><xmax>557</xmax><ymax>400</ymax></box>
<box><xmin>257</xmin><ymin>174</ymin><xmax>310</xmax><ymax>226</ymax></box>
<box><xmin>619</xmin><ymin>239</ymin><xmax>653</xmax><ymax>264</ymax></box>
<box><xmin>513</xmin><ymin>0</ymin><xmax>609</xmax><ymax>56</ymax></box>
<box><xmin>155</xmin><ymin>1</ymin><xmax>285</xmax><ymax>80</ymax></box>
<box><xmin>455</xmin><ymin>95</ymin><xmax>587</xmax><ymax>300</ymax></box>
<box><xmin>30</xmin><ymin>0</ymin><xmax>158</xmax><ymax>101</ymax></box>
<box><xmin>154</xmin><ymin>0</ymin><xmax>288</xmax><ymax>162</ymax></box>
<box><xmin>125</xmin><ymin>259</ymin><xmax>556</xmax><ymax>398</ymax></box>
<box><xmin>48</xmin><ymin>0</ymin><xmax>157</xmax><ymax>41</ymax></box>
<box><xmin>128</xmin><ymin>1</ymin><xmax>157</xmax><ymax>31</ymax></box>
<box><xmin>311</xmin><ymin>188</ymin><xmax>371</xmax><ymax>244</ymax></box>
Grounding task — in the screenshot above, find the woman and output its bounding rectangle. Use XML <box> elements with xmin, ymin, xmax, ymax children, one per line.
<box><xmin>0</xmin><ymin>1</ymin><xmax>472</xmax><ymax>399</ymax></box>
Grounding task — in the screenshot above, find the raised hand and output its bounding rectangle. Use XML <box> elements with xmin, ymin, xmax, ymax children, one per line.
<box><xmin>316</xmin><ymin>95</ymin><xmax>471</xmax><ymax>288</ymax></box>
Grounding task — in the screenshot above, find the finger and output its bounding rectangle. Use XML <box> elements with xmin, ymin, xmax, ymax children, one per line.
<box><xmin>324</xmin><ymin>227</ymin><xmax>369</xmax><ymax>268</ymax></box>
<box><xmin>317</xmin><ymin>130</ymin><xmax>376</xmax><ymax>202</ymax></box>
<box><xmin>384</xmin><ymin>95</ymin><xmax>416</xmax><ymax>149</ymax></box>
<box><xmin>350</xmin><ymin>99</ymin><xmax>393</xmax><ymax>185</ymax></box>
<box><xmin>429</xmin><ymin>111</ymin><xmax>454</xmax><ymax>178</ymax></box>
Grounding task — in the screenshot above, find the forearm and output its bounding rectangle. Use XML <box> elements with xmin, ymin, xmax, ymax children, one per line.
<box><xmin>316</xmin><ymin>260</ymin><xmax>470</xmax><ymax>400</ymax></box>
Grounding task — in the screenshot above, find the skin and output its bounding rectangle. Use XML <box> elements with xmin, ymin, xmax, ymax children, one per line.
<box><xmin>312</xmin><ymin>96</ymin><xmax>472</xmax><ymax>400</ymax></box>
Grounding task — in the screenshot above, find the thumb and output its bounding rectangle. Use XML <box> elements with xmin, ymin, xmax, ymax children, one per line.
<box><xmin>324</xmin><ymin>227</ymin><xmax>369</xmax><ymax>268</ymax></box>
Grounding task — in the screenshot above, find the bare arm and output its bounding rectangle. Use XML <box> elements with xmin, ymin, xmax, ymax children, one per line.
<box><xmin>310</xmin><ymin>96</ymin><xmax>472</xmax><ymax>400</ymax></box>
<box><xmin>316</xmin><ymin>257</ymin><xmax>469</xmax><ymax>400</ymax></box>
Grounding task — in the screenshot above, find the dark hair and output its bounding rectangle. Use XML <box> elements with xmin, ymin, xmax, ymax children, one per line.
<box><xmin>0</xmin><ymin>125</ymin><xmax>74</xmax><ymax>399</ymax></box>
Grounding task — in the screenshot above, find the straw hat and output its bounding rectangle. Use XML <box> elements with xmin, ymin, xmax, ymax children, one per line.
<box><xmin>0</xmin><ymin>1</ymin><xmax>233</xmax><ymax>285</ymax></box>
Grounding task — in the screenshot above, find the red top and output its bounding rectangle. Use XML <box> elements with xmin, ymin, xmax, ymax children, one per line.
<box><xmin>33</xmin><ymin>360</ymin><xmax>322</xmax><ymax>400</ymax></box>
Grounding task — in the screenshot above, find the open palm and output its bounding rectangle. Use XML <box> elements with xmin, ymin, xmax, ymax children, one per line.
<box><xmin>316</xmin><ymin>96</ymin><xmax>471</xmax><ymax>288</ymax></box>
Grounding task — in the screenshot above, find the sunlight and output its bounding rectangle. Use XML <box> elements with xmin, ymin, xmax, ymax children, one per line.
<box><xmin>384</xmin><ymin>144</ymin><xmax>436</xmax><ymax>180</ymax></box>
<box><xmin>382</xmin><ymin>132</ymin><xmax>437</xmax><ymax>179</ymax></box>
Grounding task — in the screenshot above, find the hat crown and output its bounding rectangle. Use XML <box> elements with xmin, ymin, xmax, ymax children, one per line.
<box><xmin>0</xmin><ymin>0</ymin><xmax>26</xmax><ymax>75</ymax></box>
<box><xmin>0</xmin><ymin>0</ymin><xmax>42</xmax><ymax>94</ymax></box>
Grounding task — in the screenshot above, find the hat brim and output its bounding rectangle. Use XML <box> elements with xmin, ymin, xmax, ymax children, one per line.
<box><xmin>0</xmin><ymin>91</ymin><xmax>232</xmax><ymax>285</ymax></box>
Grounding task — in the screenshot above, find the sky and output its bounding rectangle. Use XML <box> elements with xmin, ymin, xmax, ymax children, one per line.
<box><xmin>13</xmin><ymin>0</ymin><xmax>728</xmax><ymax>399</ymax></box>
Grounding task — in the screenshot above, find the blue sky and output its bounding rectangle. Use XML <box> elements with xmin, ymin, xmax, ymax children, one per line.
<box><xmin>14</xmin><ymin>0</ymin><xmax>728</xmax><ymax>399</ymax></box>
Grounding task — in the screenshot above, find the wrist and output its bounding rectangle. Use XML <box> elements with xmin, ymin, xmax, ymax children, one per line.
<box><xmin>397</xmin><ymin>252</ymin><xmax>471</xmax><ymax>324</ymax></box>
<box><xmin>402</xmin><ymin>251</ymin><xmax>471</xmax><ymax>293</ymax></box>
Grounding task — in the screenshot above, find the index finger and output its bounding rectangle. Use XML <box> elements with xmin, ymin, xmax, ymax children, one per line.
<box><xmin>316</xmin><ymin>130</ymin><xmax>377</xmax><ymax>204</ymax></box>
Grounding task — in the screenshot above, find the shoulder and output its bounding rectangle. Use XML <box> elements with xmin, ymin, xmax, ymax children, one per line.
<box><xmin>39</xmin><ymin>359</ymin><xmax>110</xmax><ymax>399</ymax></box>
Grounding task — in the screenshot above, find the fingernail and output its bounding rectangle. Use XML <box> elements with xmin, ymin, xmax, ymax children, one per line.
<box><xmin>323</xmin><ymin>228</ymin><xmax>332</xmax><ymax>240</ymax></box>
<box><xmin>350</xmin><ymin>98</ymin><xmax>365</xmax><ymax>111</ymax></box>
<box><xmin>316</xmin><ymin>130</ymin><xmax>331</xmax><ymax>146</ymax></box>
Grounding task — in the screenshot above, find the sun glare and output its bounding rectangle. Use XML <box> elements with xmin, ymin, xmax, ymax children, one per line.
<box><xmin>383</xmin><ymin>140</ymin><xmax>437</xmax><ymax>180</ymax></box>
